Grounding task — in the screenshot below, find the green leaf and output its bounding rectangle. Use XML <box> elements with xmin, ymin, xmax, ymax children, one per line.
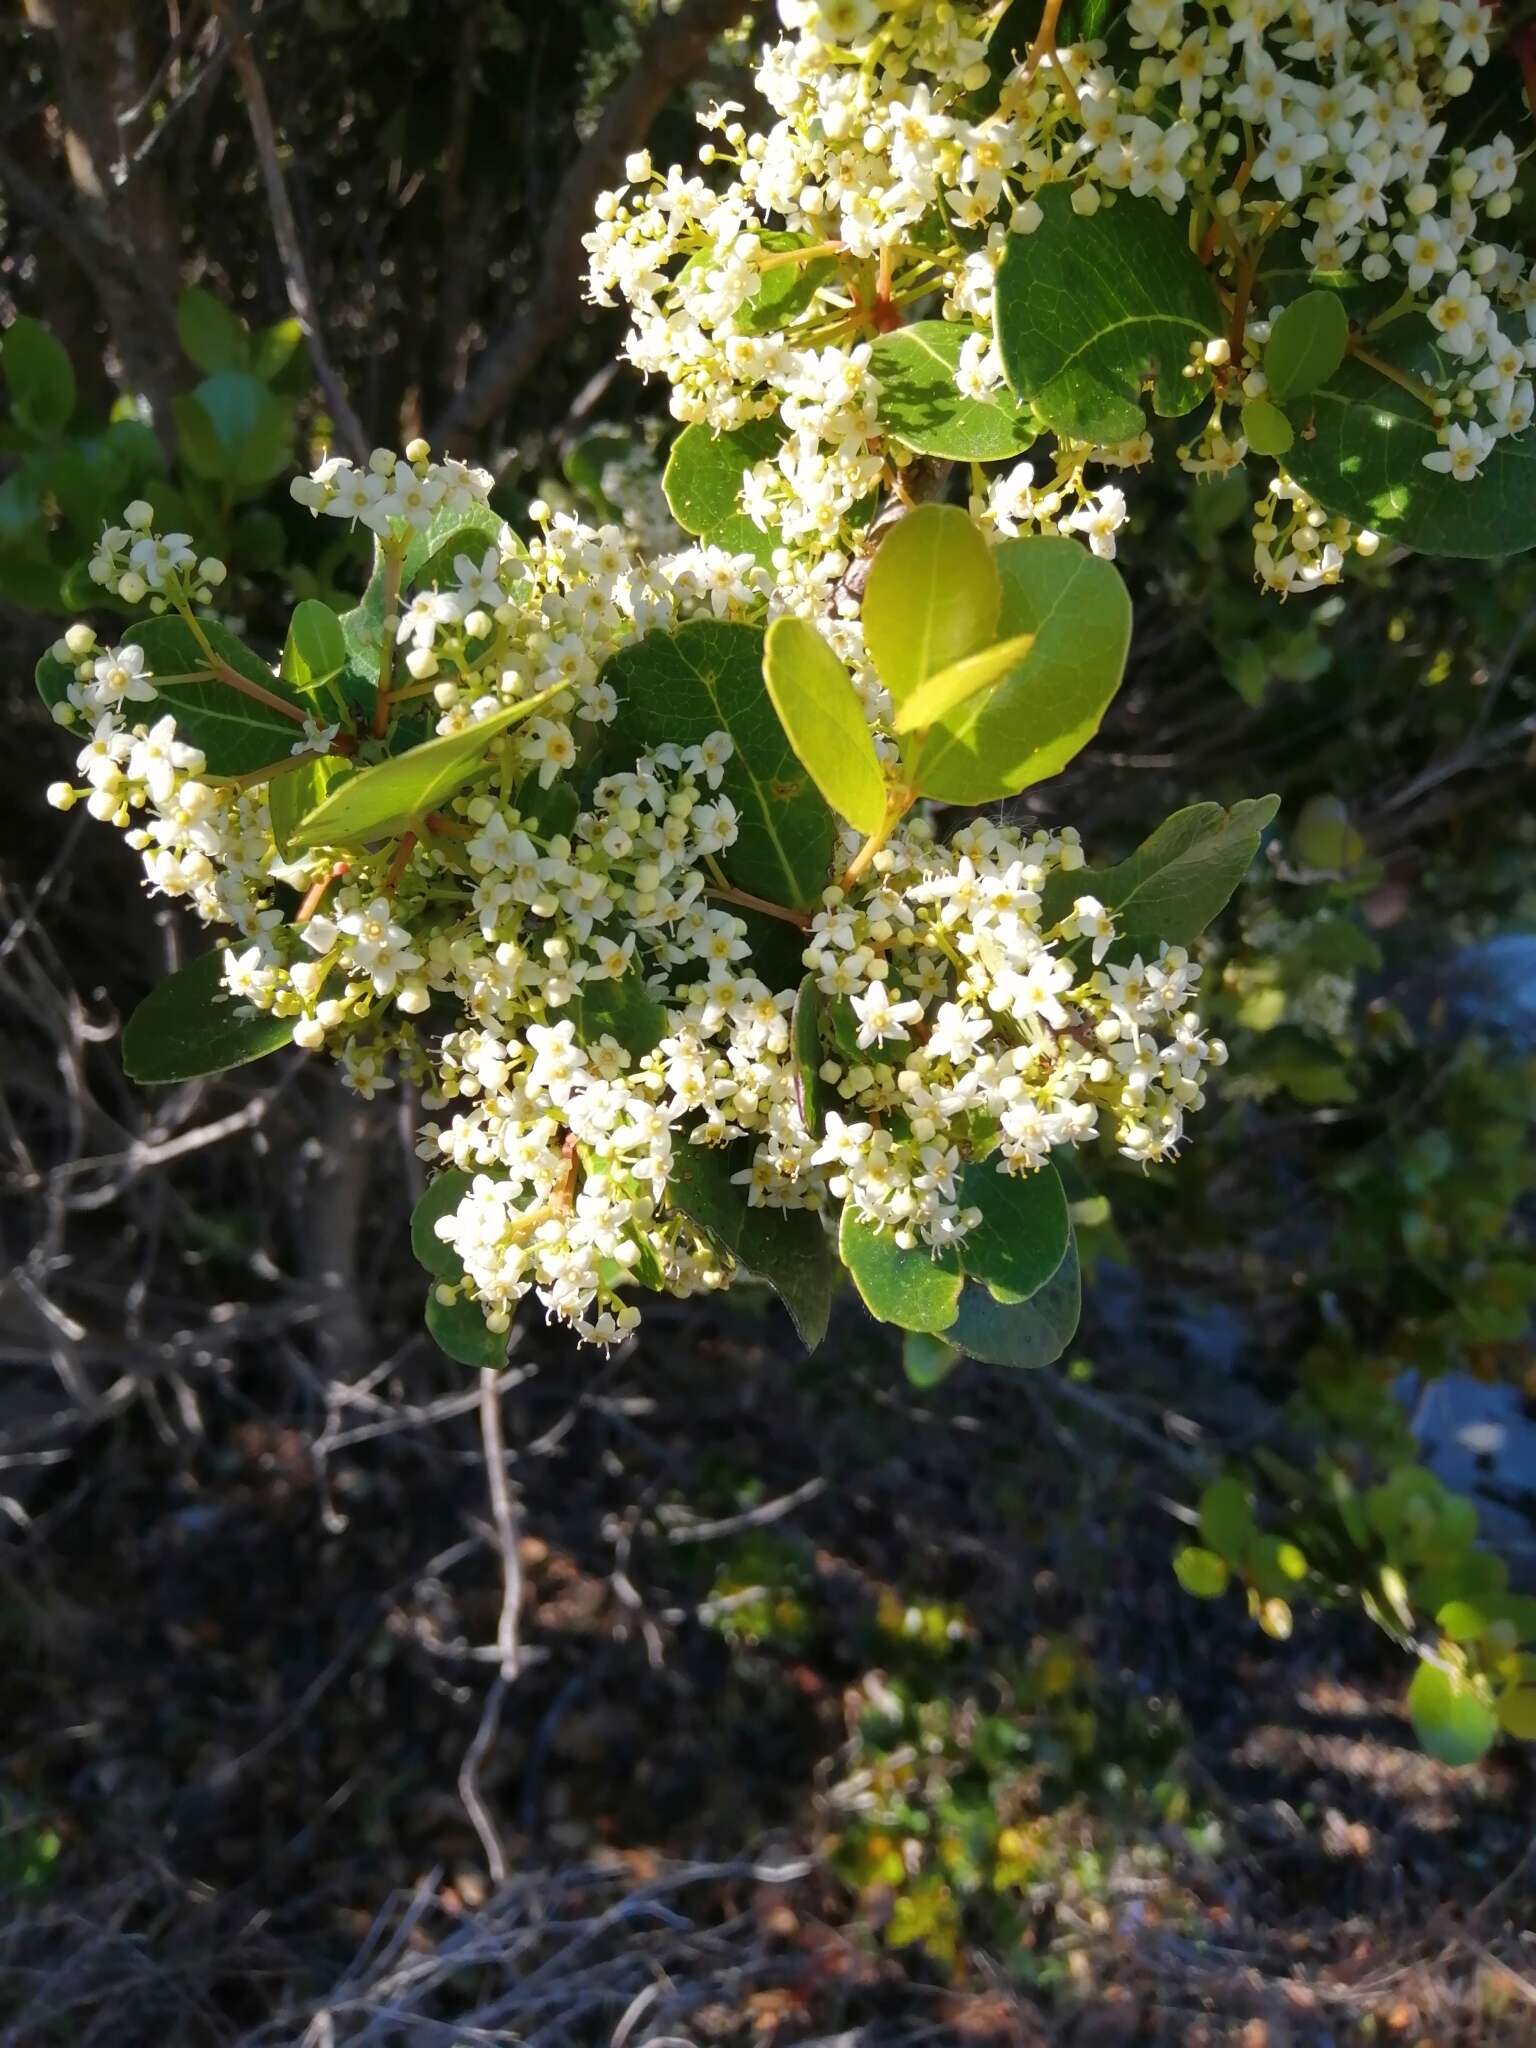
<box><xmin>1241</xmin><ymin>397</ymin><xmax>1294</xmax><ymax>457</ymax></box>
<box><xmin>670</xmin><ymin>1139</ymin><xmax>834</xmax><ymax>1349</ymax></box>
<box><xmin>176</xmin><ymin>287</ymin><xmax>251</xmax><ymax>374</ymax></box>
<box><xmin>174</xmin><ymin>371</ymin><xmax>294</xmax><ymax>488</ymax></box>
<box><xmin>1263</xmin><ymin>290</ymin><xmax>1349</xmax><ymax>401</ymax></box>
<box><xmin>233</xmin><ymin>506</ymin><xmax>288</xmax><ymax>571</ymax></box>
<box><xmin>1041</xmin><ymin>796</ymin><xmax>1279</xmax><ymax>950</ymax></box>
<box><xmin>870</xmin><ymin>322</ymin><xmax>1036</xmax><ymax>461</ymax></box>
<box><xmin>287</xmin><ymin>684</ymin><xmax>566</xmax><ymax>849</ymax></box>
<box><xmin>282</xmin><ymin>598</ymin><xmax>348</xmax><ymax>699</ymax></box>
<box><xmin>663</xmin><ymin>418</ymin><xmax>781</xmax><ymax>564</ymax></box>
<box><xmin>1199</xmin><ymin>1476</ymin><xmax>1256</xmax><ymax>1560</ymax></box>
<box><xmin>1497</xmin><ymin>1689</ymin><xmax>1536</xmax><ymax>1741</ymax></box>
<box><xmin>1292</xmin><ymin>793</ymin><xmax>1364</xmax><ymax>871</ymax></box>
<box><xmin>903</xmin><ymin>1332</ymin><xmax>962</xmax><ymax>1389</ymax></box>
<box><xmin>946</xmin><ymin>1227</ymin><xmax>1081</xmax><ymax>1367</ymax></box>
<box><xmin>952</xmin><ymin>1159</ymin><xmax>1069</xmax><ymax>1305</ymax></box>
<box><xmin>425</xmin><ymin>1286</ymin><xmax>508</xmax><ymax>1368</ymax></box>
<box><xmin>35</xmin><ymin>646</ymin><xmax>76</xmax><ymax>715</ymax></box>
<box><xmin>763</xmin><ymin>616</ymin><xmax>886</xmax><ymax>835</ymax></box>
<box><xmin>1436</xmin><ymin>1600</ymin><xmax>1489</xmax><ymax>1645</ymax></box>
<box><xmin>2</xmin><ymin>316</ymin><xmax>76</xmax><ymax>439</ymax></box>
<box><xmin>791</xmin><ymin>975</ymin><xmax>826</xmax><ymax>1139</ymax></box>
<box><xmin>572</xmin><ymin>970</ymin><xmax>669</xmax><ymax>1057</ymax></box>
<box><xmin>123</xmin><ymin>615</ymin><xmax>306</xmax><ymax>776</ymax></box>
<box><xmin>994</xmin><ymin>188</ymin><xmax>1221</xmax><ymax>444</ymax></box>
<box><xmin>268</xmin><ymin>756</ymin><xmax>352</xmax><ymax>857</ymax></box>
<box><xmin>839</xmin><ymin>1204</ymin><xmax>962</xmax><ymax>1334</ymax></box>
<box><xmin>405</xmin><ymin>499</ymin><xmax>511</xmax><ymax>589</ymax></box>
<box><xmin>892</xmin><ymin>632</ymin><xmax>1037</xmax><ymax>736</ymax></box>
<box><xmin>122</xmin><ymin>949</ymin><xmax>294</xmax><ymax>1084</ymax></box>
<box><xmin>862</xmin><ymin>504</ymin><xmax>1000</xmax><ymax>712</ymax></box>
<box><xmin>605</xmin><ymin>621</ymin><xmax>836</xmax><ymax>909</ymax></box>
<box><xmin>1407</xmin><ymin>1660</ymin><xmax>1497</xmax><ymax>1766</ymax></box>
<box><xmin>735</xmin><ymin>230</ymin><xmax>840</xmax><ymax>334</ymax></box>
<box><xmin>1174</xmin><ymin>1547</ymin><xmax>1230</xmax><ymax>1599</ymax></box>
<box><xmin>411</xmin><ymin>1167</ymin><xmax>475</xmax><ymax>1282</ymax></box>
<box><xmin>909</xmin><ymin>537</ymin><xmax>1131</xmax><ymax>804</ymax></box>
<box><xmin>1284</xmin><ymin>336</ymin><xmax>1536</xmax><ymax>557</ymax></box>
<box><xmin>252</xmin><ymin>316</ymin><xmax>306</xmax><ymax>384</ymax></box>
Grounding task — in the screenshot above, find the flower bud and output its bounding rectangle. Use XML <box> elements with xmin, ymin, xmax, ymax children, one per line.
<box><xmin>46</xmin><ymin>782</ymin><xmax>77</xmax><ymax>810</ymax></box>
<box><xmin>123</xmin><ymin>499</ymin><xmax>154</xmax><ymax>531</ymax></box>
<box><xmin>65</xmin><ymin>622</ymin><xmax>97</xmax><ymax>656</ymax></box>
<box><xmin>118</xmin><ymin>571</ymin><xmax>148</xmax><ymax>604</ymax></box>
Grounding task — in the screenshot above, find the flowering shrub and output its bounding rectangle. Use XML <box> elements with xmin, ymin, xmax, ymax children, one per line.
<box><xmin>22</xmin><ymin>0</ymin><xmax>1536</xmax><ymax>1775</ymax></box>
<box><xmin>589</xmin><ymin>0</ymin><xmax>1536</xmax><ymax>596</ymax></box>
<box><xmin>37</xmin><ymin>436</ymin><xmax>1275</xmax><ymax>1363</ymax></box>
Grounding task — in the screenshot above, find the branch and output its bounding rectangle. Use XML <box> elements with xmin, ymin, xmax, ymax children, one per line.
<box><xmin>458</xmin><ymin>1365</ymin><xmax>524</xmax><ymax>1882</ymax></box>
<box><xmin>431</xmin><ymin>0</ymin><xmax>759</xmax><ymax>447</ymax></box>
<box><xmin>0</xmin><ymin>140</ymin><xmax>117</xmax><ymax>287</ymax></box>
<box><xmin>206</xmin><ymin>0</ymin><xmax>369</xmax><ymax>463</ymax></box>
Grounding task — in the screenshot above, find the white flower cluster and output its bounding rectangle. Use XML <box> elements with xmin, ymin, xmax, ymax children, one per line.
<box><xmin>425</xmin><ymin>800</ymin><xmax>1224</xmax><ymax>1340</ymax></box>
<box><xmin>42</xmin><ymin>454</ymin><xmax>1228</xmax><ymax>1347</ymax></box>
<box><xmin>586</xmin><ymin>0</ymin><xmax>1533</xmax><ymax>598</ymax></box>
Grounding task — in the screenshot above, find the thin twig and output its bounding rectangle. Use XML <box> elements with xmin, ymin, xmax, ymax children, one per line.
<box><xmin>206</xmin><ymin>0</ymin><xmax>368</xmax><ymax>461</ymax></box>
<box><xmin>458</xmin><ymin>1367</ymin><xmax>524</xmax><ymax>1883</ymax></box>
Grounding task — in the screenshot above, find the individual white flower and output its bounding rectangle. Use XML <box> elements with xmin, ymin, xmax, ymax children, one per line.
<box><xmin>1422</xmin><ymin>419</ymin><xmax>1493</xmax><ymax>480</ymax></box>
<box><xmin>127</xmin><ymin>716</ymin><xmax>204</xmax><ymax>804</ymax></box>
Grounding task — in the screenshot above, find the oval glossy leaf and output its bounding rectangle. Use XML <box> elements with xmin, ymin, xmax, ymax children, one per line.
<box><xmin>1199</xmin><ymin>1476</ymin><xmax>1256</xmax><ymax>1560</ymax></box>
<box><xmin>35</xmin><ymin>645</ymin><xmax>75</xmax><ymax>715</ymax></box>
<box><xmin>605</xmin><ymin>621</ymin><xmax>836</xmax><ymax>909</ymax></box>
<box><xmin>1284</xmin><ymin>346</ymin><xmax>1536</xmax><ymax>557</ymax></box>
<box><xmin>1174</xmin><ymin>1547</ymin><xmax>1230</xmax><ymax>1599</ymax></box>
<box><xmin>953</xmin><ymin>1159</ymin><xmax>1070</xmax><ymax>1304</ymax></box>
<box><xmin>946</xmin><ymin>1226</ymin><xmax>1081</xmax><ymax>1367</ymax></box>
<box><xmin>122</xmin><ymin>948</ymin><xmax>294</xmax><ymax>1084</ymax></box>
<box><xmin>763</xmin><ymin>616</ymin><xmax>886</xmax><ymax>835</ymax></box>
<box><xmin>903</xmin><ymin>1332</ymin><xmax>962</xmax><ymax>1388</ymax></box>
<box><xmin>2</xmin><ymin>316</ymin><xmax>76</xmax><ymax>439</ymax></box>
<box><xmin>282</xmin><ymin>598</ymin><xmax>348</xmax><ymax>696</ymax></box>
<box><xmin>995</xmin><ymin>188</ymin><xmax>1221</xmax><ymax>444</ymax></box>
<box><xmin>663</xmin><ymin>417</ymin><xmax>782</xmax><ymax>564</ymax></box>
<box><xmin>671</xmin><ymin>1139</ymin><xmax>834</xmax><ymax>1350</ymax></box>
<box><xmin>737</xmin><ymin>230</ymin><xmax>840</xmax><ymax>334</ymax></box>
<box><xmin>1241</xmin><ymin>397</ymin><xmax>1294</xmax><ymax>457</ymax></box>
<box><xmin>911</xmin><ymin>537</ymin><xmax>1131</xmax><ymax>804</ymax></box>
<box><xmin>175</xmin><ymin>370</ymin><xmax>293</xmax><ymax>487</ymax></box>
<box><xmin>892</xmin><ymin>631</ymin><xmax>1036</xmax><ymax>736</ymax></box>
<box><xmin>862</xmin><ymin>504</ymin><xmax>1000</xmax><ymax>712</ymax></box>
<box><xmin>839</xmin><ymin>1204</ymin><xmax>962</xmax><ymax>1335</ymax></box>
<box><xmin>871</xmin><ymin>322</ymin><xmax>1037</xmax><ymax>461</ymax></box>
<box><xmin>425</xmin><ymin>1286</ymin><xmax>508</xmax><ymax>1368</ymax></box>
<box><xmin>1263</xmin><ymin>290</ymin><xmax>1349</xmax><ymax>401</ymax></box>
<box><xmin>1040</xmin><ymin>795</ymin><xmax>1280</xmax><ymax>950</ymax></box>
<box><xmin>176</xmin><ymin>286</ymin><xmax>251</xmax><ymax>374</ymax></box>
<box><xmin>289</xmin><ymin>683</ymin><xmax>566</xmax><ymax>849</ymax></box>
<box><xmin>411</xmin><ymin>1168</ymin><xmax>475</xmax><ymax>1283</ymax></box>
<box><xmin>572</xmin><ymin>970</ymin><xmax>669</xmax><ymax>1056</ymax></box>
<box><xmin>124</xmin><ymin>615</ymin><xmax>306</xmax><ymax>776</ymax></box>
<box><xmin>1407</xmin><ymin>1660</ymin><xmax>1497</xmax><ymax>1767</ymax></box>
<box><xmin>269</xmin><ymin>755</ymin><xmax>352</xmax><ymax>858</ymax></box>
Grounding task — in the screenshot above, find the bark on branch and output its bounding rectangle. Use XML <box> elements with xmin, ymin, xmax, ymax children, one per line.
<box><xmin>430</xmin><ymin>0</ymin><xmax>758</xmax><ymax>449</ymax></box>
